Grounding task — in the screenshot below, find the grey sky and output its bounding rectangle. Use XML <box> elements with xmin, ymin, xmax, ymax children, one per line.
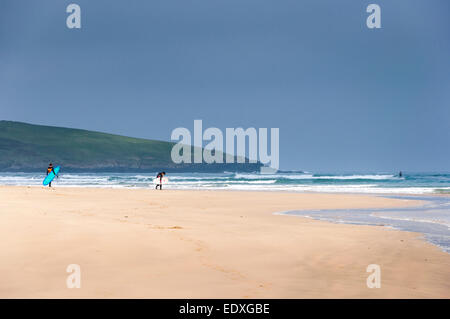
<box><xmin>1</xmin><ymin>0</ymin><xmax>449</xmax><ymax>172</ymax></box>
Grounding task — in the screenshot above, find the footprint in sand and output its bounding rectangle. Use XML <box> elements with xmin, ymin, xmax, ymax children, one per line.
<box><xmin>146</xmin><ymin>224</ymin><xmax>183</xmax><ymax>230</ymax></box>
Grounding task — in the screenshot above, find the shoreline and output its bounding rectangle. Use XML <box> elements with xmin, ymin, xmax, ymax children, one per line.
<box><xmin>1</xmin><ymin>171</ymin><xmax>449</xmax><ymax>195</ymax></box>
<box><xmin>277</xmin><ymin>194</ymin><xmax>450</xmax><ymax>254</ymax></box>
<box><xmin>0</xmin><ymin>186</ymin><xmax>449</xmax><ymax>298</ymax></box>
<box><xmin>2</xmin><ymin>184</ymin><xmax>449</xmax><ymax>197</ymax></box>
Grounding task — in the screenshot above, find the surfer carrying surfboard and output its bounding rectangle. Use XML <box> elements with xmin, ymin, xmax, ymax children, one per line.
<box><xmin>155</xmin><ymin>171</ymin><xmax>166</xmax><ymax>190</ymax></box>
<box><xmin>46</xmin><ymin>163</ymin><xmax>58</xmax><ymax>187</ymax></box>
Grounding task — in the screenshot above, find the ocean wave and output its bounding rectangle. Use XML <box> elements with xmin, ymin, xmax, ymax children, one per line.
<box><xmin>233</xmin><ymin>173</ymin><xmax>398</xmax><ymax>180</ymax></box>
<box><xmin>310</xmin><ymin>174</ymin><xmax>398</xmax><ymax>180</ymax></box>
<box><xmin>0</xmin><ymin>172</ymin><xmax>449</xmax><ymax>195</ymax></box>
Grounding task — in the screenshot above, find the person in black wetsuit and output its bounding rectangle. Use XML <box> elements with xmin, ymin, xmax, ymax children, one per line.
<box><xmin>399</xmin><ymin>171</ymin><xmax>403</xmax><ymax>177</ymax></box>
<box><xmin>46</xmin><ymin>163</ymin><xmax>57</xmax><ymax>187</ymax></box>
<box><xmin>155</xmin><ymin>171</ymin><xmax>166</xmax><ymax>190</ymax></box>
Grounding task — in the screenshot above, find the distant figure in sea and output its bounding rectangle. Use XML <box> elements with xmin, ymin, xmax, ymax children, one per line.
<box><xmin>155</xmin><ymin>171</ymin><xmax>166</xmax><ymax>190</ymax></box>
<box><xmin>399</xmin><ymin>171</ymin><xmax>403</xmax><ymax>178</ymax></box>
<box><xmin>46</xmin><ymin>163</ymin><xmax>57</xmax><ymax>187</ymax></box>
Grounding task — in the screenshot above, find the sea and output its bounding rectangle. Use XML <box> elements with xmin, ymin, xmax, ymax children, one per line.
<box><xmin>0</xmin><ymin>171</ymin><xmax>449</xmax><ymax>194</ymax></box>
<box><xmin>1</xmin><ymin>171</ymin><xmax>449</xmax><ymax>252</ymax></box>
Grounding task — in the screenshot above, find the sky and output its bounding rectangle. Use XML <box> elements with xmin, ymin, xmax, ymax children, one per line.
<box><xmin>0</xmin><ymin>0</ymin><xmax>449</xmax><ymax>172</ymax></box>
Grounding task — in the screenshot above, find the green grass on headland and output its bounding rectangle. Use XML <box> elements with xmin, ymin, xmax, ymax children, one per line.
<box><xmin>0</xmin><ymin>121</ymin><xmax>261</xmax><ymax>172</ymax></box>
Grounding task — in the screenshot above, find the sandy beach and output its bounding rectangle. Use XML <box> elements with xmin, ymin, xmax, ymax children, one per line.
<box><xmin>0</xmin><ymin>186</ymin><xmax>448</xmax><ymax>298</ymax></box>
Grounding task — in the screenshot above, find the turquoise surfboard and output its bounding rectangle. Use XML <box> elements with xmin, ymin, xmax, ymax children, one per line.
<box><xmin>43</xmin><ymin>166</ymin><xmax>60</xmax><ymax>186</ymax></box>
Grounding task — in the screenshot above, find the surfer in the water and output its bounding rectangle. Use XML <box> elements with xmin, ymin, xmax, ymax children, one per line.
<box><xmin>156</xmin><ymin>171</ymin><xmax>166</xmax><ymax>190</ymax></box>
<box><xmin>46</xmin><ymin>163</ymin><xmax>57</xmax><ymax>187</ymax></box>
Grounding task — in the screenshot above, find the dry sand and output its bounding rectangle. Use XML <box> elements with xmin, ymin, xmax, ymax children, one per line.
<box><xmin>0</xmin><ymin>186</ymin><xmax>448</xmax><ymax>298</ymax></box>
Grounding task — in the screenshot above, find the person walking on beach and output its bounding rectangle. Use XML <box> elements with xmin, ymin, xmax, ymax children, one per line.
<box><xmin>155</xmin><ymin>171</ymin><xmax>166</xmax><ymax>190</ymax></box>
<box><xmin>46</xmin><ymin>163</ymin><xmax>57</xmax><ymax>187</ymax></box>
